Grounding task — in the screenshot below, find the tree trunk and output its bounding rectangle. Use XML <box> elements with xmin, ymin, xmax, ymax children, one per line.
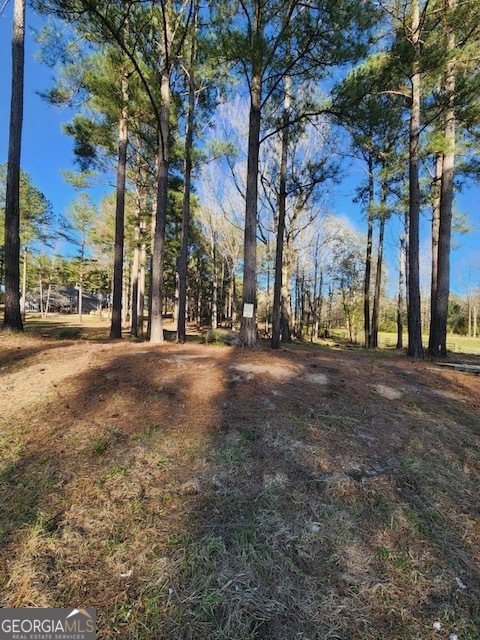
<box><xmin>363</xmin><ymin>153</ymin><xmax>374</xmax><ymax>348</ymax></box>
<box><xmin>21</xmin><ymin>246</ymin><xmax>27</xmax><ymax>320</ymax></box>
<box><xmin>271</xmin><ymin>73</ymin><xmax>290</xmax><ymax>349</ymax></box>
<box><xmin>240</xmin><ymin>37</ymin><xmax>263</xmax><ymax>347</ymax></box>
<box><xmin>371</xmin><ymin>213</ymin><xmax>386</xmax><ymax>348</ymax></box>
<box><xmin>177</xmin><ymin>24</ymin><xmax>196</xmax><ymax>343</ymax></box>
<box><xmin>196</xmin><ymin>257</ymin><xmax>202</xmax><ymax>326</ymax></box>
<box><xmin>39</xmin><ymin>277</ymin><xmax>44</xmax><ymax>318</ymax></box>
<box><xmin>325</xmin><ymin>284</ymin><xmax>333</xmax><ymax>338</ymax></box>
<box><xmin>110</xmin><ymin>72</ymin><xmax>129</xmax><ymax>339</ymax></box>
<box><xmin>310</xmin><ymin>244</ymin><xmax>320</xmax><ymax>343</ymax></box>
<box><xmin>122</xmin><ymin>264</ymin><xmax>129</xmax><ymax>326</ymax></box>
<box><xmin>0</xmin><ymin>247</ymin><xmax>5</xmax><ymax>304</ymax></box>
<box><xmin>149</xmin><ymin>67</ymin><xmax>170</xmax><ymax>344</ymax></box>
<box><xmin>314</xmin><ymin>270</ymin><xmax>324</xmax><ymax>341</ymax></box>
<box><xmin>45</xmin><ymin>283</ymin><xmax>52</xmax><ymax>317</ymax></box>
<box><xmin>429</xmin><ymin>0</ymin><xmax>456</xmax><ymax>358</ymax></box>
<box><xmin>428</xmin><ymin>152</ymin><xmax>442</xmax><ymax>351</ymax></box>
<box><xmin>138</xmin><ymin>238</ymin><xmax>146</xmax><ymax>336</ymax></box>
<box><xmin>78</xmin><ymin>270</ymin><xmax>83</xmax><ymax>323</ymax></box>
<box><xmin>396</xmin><ymin>234</ymin><xmax>406</xmax><ymax>349</ymax></box>
<box><xmin>280</xmin><ymin>258</ymin><xmax>291</xmax><ymax>341</ymax></box>
<box><xmin>130</xmin><ymin>181</ymin><xmax>141</xmax><ymax>337</ymax></box>
<box><xmin>467</xmin><ymin>297</ymin><xmax>471</xmax><ymax>337</ymax></box>
<box><xmin>407</xmin><ymin>0</ymin><xmax>424</xmax><ymax>359</ymax></box>
<box><xmin>3</xmin><ymin>0</ymin><xmax>25</xmax><ymax>332</ymax></box>
<box><xmin>211</xmin><ymin>235</ymin><xmax>218</xmax><ymax>329</ymax></box>
<box><xmin>294</xmin><ymin>261</ymin><xmax>301</xmax><ymax>338</ymax></box>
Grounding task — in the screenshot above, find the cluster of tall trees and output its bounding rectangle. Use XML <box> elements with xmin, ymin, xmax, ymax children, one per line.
<box><xmin>2</xmin><ymin>0</ymin><xmax>479</xmax><ymax>358</ymax></box>
<box><xmin>332</xmin><ymin>0</ymin><xmax>480</xmax><ymax>357</ymax></box>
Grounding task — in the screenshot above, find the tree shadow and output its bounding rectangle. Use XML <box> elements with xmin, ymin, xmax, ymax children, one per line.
<box><xmin>0</xmin><ymin>342</ymin><xmax>479</xmax><ymax>638</ymax></box>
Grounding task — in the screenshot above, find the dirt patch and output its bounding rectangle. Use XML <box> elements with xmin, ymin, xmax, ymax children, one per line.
<box><xmin>302</xmin><ymin>371</ymin><xmax>329</xmax><ymax>384</ymax></box>
<box><xmin>1</xmin><ymin>325</ymin><xmax>479</xmax><ymax>639</ymax></box>
<box><xmin>374</xmin><ymin>383</ymin><xmax>403</xmax><ymax>400</ymax></box>
<box><xmin>229</xmin><ymin>362</ymin><xmax>298</xmax><ymax>380</ymax></box>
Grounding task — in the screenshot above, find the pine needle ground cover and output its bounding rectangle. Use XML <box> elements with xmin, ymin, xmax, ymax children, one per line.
<box><xmin>1</xmin><ymin>321</ymin><xmax>479</xmax><ymax>639</ymax></box>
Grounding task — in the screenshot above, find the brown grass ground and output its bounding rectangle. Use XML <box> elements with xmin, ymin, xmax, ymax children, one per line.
<box><xmin>0</xmin><ymin>315</ymin><xmax>479</xmax><ymax>639</ymax></box>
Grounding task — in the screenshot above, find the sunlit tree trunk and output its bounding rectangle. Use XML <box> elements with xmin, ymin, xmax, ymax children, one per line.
<box><xmin>122</xmin><ymin>264</ymin><xmax>129</xmax><ymax>326</ymax></box>
<box><xmin>272</xmin><ymin>73</ymin><xmax>290</xmax><ymax>349</ymax></box>
<box><xmin>241</xmin><ymin>67</ymin><xmax>262</xmax><ymax>347</ymax></box>
<box><xmin>428</xmin><ymin>152</ymin><xmax>442</xmax><ymax>351</ymax></box>
<box><xmin>110</xmin><ymin>71</ymin><xmax>129</xmax><ymax>339</ymax></box>
<box><xmin>280</xmin><ymin>259</ymin><xmax>291</xmax><ymax>341</ymax></box>
<box><xmin>138</xmin><ymin>238</ymin><xmax>146</xmax><ymax>336</ymax></box>
<box><xmin>130</xmin><ymin>184</ymin><xmax>141</xmax><ymax>337</ymax></box>
<box><xmin>45</xmin><ymin>283</ymin><xmax>52</xmax><ymax>317</ymax></box>
<box><xmin>407</xmin><ymin>0</ymin><xmax>424</xmax><ymax>359</ymax></box>
<box><xmin>149</xmin><ymin>3</ymin><xmax>172</xmax><ymax>344</ymax></box>
<box><xmin>21</xmin><ymin>246</ymin><xmax>27</xmax><ymax>321</ymax></box>
<box><xmin>371</xmin><ymin>216</ymin><xmax>385</xmax><ymax>348</ymax></box>
<box><xmin>363</xmin><ymin>153</ymin><xmax>374</xmax><ymax>348</ymax></box>
<box><xmin>177</xmin><ymin>16</ymin><xmax>196</xmax><ymax>343</ymax></box>
<box><xmin>3</xmin><ymin>0</ymin><xmax>25</xmax><ymax>332</ymax></box>
<box><xmin>310</xmin><ymin>243</ymin><xmax>320</xmax><ymax>342</ymax></box>
<box><xmin>240</xmin><ymin>3</ymin><xmax>263</xmax><ymax>347</ymax></box>
<box><xmin>371</xmin><ymin>180</ymin><xmax>387</xmax><ymax>348</ymax></box>
<box><xmin>211</xmin><ymin>233</ymin><xmax>218</xmax><ymax>329</ymax></box>
<box><xmin>78</xmin><ymin>269</ymin><xmax>83</xmax><ymax>323</ymax></box>
<box><xmin>396</xmin><ymin>234</ymin><xmax>406</xmax><ymax>349</ymax></box>
<box><xmin>39</xmin><ymin>276</ymin><xmax>44</xmax><ymax>318</ymax></box>
<box><xmin>429</xmin><ymin>0</ymin><xmax>456</xmax><ymax>358</ymax></box>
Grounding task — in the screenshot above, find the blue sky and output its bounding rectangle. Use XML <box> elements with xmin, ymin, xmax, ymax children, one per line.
<box><xmin>1</xmin><ymin>4</ymin><xmax>478</xmax><ymax>295</ymax></box>
<box><xmin>0</xmin><ymin>4</ymin><xmax>109</xmax><ymax>241</ymax></box>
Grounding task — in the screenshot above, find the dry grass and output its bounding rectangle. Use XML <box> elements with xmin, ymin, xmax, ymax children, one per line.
<box><xmin>1</xmin><ymin>318</ymin><xmax>479</xmax><ymax>639</ymax></box>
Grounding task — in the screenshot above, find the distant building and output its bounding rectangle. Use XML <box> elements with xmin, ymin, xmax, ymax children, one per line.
<box><xmin>28</xmin><ymin>286</ymin><xmax>103</xmax><ymax>314</ymax></box>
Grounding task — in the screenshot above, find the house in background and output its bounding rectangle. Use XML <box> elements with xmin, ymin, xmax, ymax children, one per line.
<box><xmin>26</xmin><ymin>286</ymin><xmax>104</xmax><ymax>314</ymax></box>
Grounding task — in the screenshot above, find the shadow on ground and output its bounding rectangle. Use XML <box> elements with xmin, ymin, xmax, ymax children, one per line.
<box><xmin>0</xmin><ymin>340</ymin><xmax>479</xmax><ymax>639</ymax></box>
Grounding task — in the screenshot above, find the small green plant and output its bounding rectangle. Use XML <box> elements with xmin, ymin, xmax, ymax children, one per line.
<box><xmin>93</xmin><ymin>438</ymin><xmax>109</xmax><ymax>455</ymax></box>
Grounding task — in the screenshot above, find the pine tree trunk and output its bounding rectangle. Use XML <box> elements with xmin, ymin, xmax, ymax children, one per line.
<box><xmin>122</xmin><ymin>264</ymin><xmax>129</xmax><ymax>326</ymax></box>
<box><xmin>0</xmin><ymin>248</ymin><xmax>5</xmax><ymax>305</ymax></box>
<box><xmin>371</xmin><ymin>213</ymin><xmax>386</xmax><ymax>348</ymax></box>
<box><xmin>363</xmin><ymin>153</ymin><xmax>374</xmax><ymax>348</ymax></box>
<box><xmin>149</xmin><ymin>70</ymin><xmax>170</xmax><ymax>344</ymax></box>
<box><xmin>310</xmin><ymin>246</ymin><xmax>320</xmax><ymax>343</ymax></box>
<box><xmin>130</xmin><ymin>180</ymin><xmax>141</xmax><ymax>337</ymax></box>
<box><xmin>138</xmin><ymin>240</ymin><xmax>146</xmax><ymax>336</ymax></box>
<box><xmin>110</xmin><ymin>72</ymin><xmax>129</xmax><ymax>339</ymax></box>
<box><xmin>211</xmin><ymin>236</ymin><xmax>218</xmax><ymax>330</ymax></box>
<box><xmin>407</xmin><ymin>0</ymin><xmax>424</xmax><ymax>359</ymax></box>
<box><xmin>315</xmin><ymin>270</ymin><xmax>324</xmax><ymax>341</ymax></box>
<box><xmin>21</xmin><ymin>246</ymin><xmax>27</xmax><ymax>321</ymax></box>
<box><xmin>231</xmin><ymin>264</ymin><xmax>237</xmax><ymax>327</ymax></box>
<box><xmin>240</xmin><ymin>68</ymin><xmax>262</xmax><ymax>347</ymax></box>
<box><xmin>280</xmin><ymin>258</ymin><xmax>291</xmax><ymax>341</ymax></box>
<box><xmin>271</xmin><ymin>74</ymin><xmax>290</xmax><ymax>349</ymax></box>
<box><xmin>428</xmin><ymin>152</ymin><xmax>442</xmax><ymax>351</ymax></box>
<box><xmin>325</xmin><ymin>285</ymin><xmax>333</xmax><ymax>338</ymax></box>
<box><xmin>45</xmin><ymin>283</ymin><xmax>52</xmax><ymax>317</ymax></box>
<box><xmin>467</xmin><ymin>297</ymin><xmax>471</xmax><ymax>337</ymax></box>
<box><xmin>78</xmin><ymin>276</ymin><xmax>83</xmax><ymax>323</ymax></box>
<box><xmin>177</xmin><ymin>27</ymin><xmax>196</xmax><ymax>343</ymax></box>
<box><xmin>39</xmin><ymin>277</ymin><xmax>44</xmax><ymax>318</ymax></box>
<box><xmin>396</xmin><ymin>234</ymin><xmax>406</xmax><ymax>349</ymax></box>
<box><xmin>3</xmin><ymin>0</ymin><xmax>25</xmax><ymax>332</ymax></box>
<box><xmin>196</xmin><ymin>257</ymin><xmax>202</xmax><ymax>326</ymax></box>
<box><xmin>429</xmin><ymin>0</ymin><xmax>456</xmax><ymax>358</ymax></box>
